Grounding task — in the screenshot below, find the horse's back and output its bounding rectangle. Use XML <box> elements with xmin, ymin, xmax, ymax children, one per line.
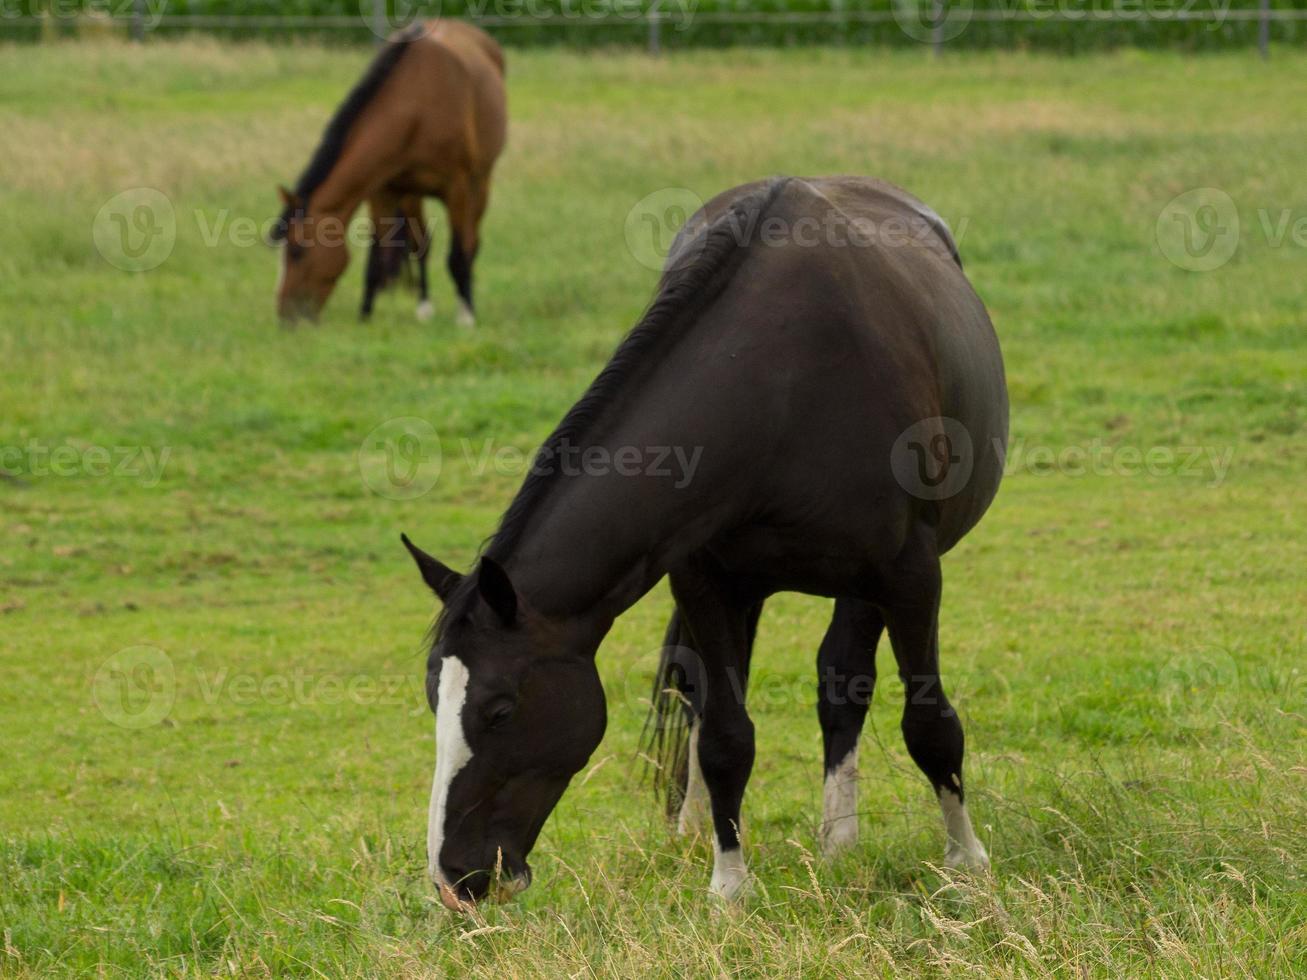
<box><xmin>398</xmin><ymin>21</ymin><xmax>506</xmax><ymax>174</ymax></box>
<box><xmin>677</xmin><ymin>176</ymin><xmax>1007</xmax><ymax>562</ymax></box>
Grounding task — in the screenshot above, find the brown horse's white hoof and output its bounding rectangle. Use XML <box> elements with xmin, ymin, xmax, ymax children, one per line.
<box><xmin>416</xmin><ymin>299</ymin><xmax>434</xmax><ymax>322</ymax></box>
<box><xmin>455</xmin><ymin>300</ymin><xmax>475</xmax><ymax>328</ymax></box>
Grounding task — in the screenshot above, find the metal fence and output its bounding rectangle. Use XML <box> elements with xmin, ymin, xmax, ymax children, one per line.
<box><xmin>6</xmin><ymin>2</ymin><xmax>1307</xmax><ymax>57</ymax></box>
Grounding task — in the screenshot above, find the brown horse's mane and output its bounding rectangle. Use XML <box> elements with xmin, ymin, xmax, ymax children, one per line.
<box><xmin>436</xmin><ymin>177</ymin><xmax>793</xmax><ymax>629</ymax></box>
<box><xmin>271</xmin><ymin>24</ymin><xmax>424</xmax><ymax>240</ymax></box>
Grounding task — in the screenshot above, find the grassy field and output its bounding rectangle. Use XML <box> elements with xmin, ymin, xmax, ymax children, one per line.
<box><xmin>1</xmin><ymin>39</ymin><xmax>1305</xmax><ymax>977</ymax></box>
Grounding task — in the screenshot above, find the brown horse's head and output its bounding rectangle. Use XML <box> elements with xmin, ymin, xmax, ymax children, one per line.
<box><xmin>271</xmin><ymin>186</ymin><xmax>349</xmax><ymax>323</ymax></box>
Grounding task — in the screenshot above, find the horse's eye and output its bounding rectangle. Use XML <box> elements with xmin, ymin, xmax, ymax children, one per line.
<box><xmin>485</xmin><ymin>699</ymin><xmax>515</xmax><ymax>730</ymax></box>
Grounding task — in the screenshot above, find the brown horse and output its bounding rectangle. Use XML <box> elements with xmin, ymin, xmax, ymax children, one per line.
<box><xmin>271</xmin><ymin>21</ymin><xmax>506</xmax><ymax>325</ymax></box>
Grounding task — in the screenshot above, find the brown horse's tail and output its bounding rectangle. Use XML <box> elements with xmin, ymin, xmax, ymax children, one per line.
<box><xmin>640</xmin><ymin>610</ymin><xmax>699</xmax><ymax>820</ymax></box>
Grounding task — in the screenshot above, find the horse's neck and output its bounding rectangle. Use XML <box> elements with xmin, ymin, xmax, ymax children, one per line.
<box><xmin>503</xmin><ymin>331</ymin><xmax>747</xmax><ymax>621</ymax></box>
<box><xmin>309</xmin><ymin>113</ymin><xmax>402</xmax><ymax>221</ymax></box>
<box><xmin>504</xmin><ymin>470</ymin><xmax>712</xmax><ymax>622</ymax></box>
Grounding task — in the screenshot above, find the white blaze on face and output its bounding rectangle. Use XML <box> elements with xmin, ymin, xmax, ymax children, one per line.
<box><xmin>427</xmin><ymin>655</ymin><xmax>473</xmax><ymax>886</ymax></box>
<box><xmin>939</xmin><ymin>782</ymin><xmax>990</xmax><ymax>872</ymax></box>
<box><xmin>819</xmin><ymin>747</ymin><xmax>859</xmax><ymax>856</ymax></box>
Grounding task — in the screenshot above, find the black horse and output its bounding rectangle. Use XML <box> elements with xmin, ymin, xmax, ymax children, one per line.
<box><xmin>403</xmin><ymin>176</ymin><xmax>1008</xmax><ymax>908</ymax></box>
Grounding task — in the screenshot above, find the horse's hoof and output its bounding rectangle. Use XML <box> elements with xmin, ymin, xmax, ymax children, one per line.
<box><xmin>819</xmin><ymin>819</ymin><xmax>858</xmax><ymax>858</ymax></box>
<box><xmin>943</xmin><ymin>841</ymin><xmax>991</xmax><ymax>873</ymax></box>
<box><xmin>416</xmin><ymin>300</ymin><xmax>434</xmax><ymax>322</ymax></box>
<box><xmin>709</xmin><ymin>871</ymin><xmax>751</xmax><ymax>903</ymax></box>
<box><xmin>709</xmin><ymin>847</ymin><xmax>750</xmax><ymax>902</ymax></box>
<box><xmin>455</xmin><ymin>301</ymin><xmax>475</xmax><ymax>329</ymax></box>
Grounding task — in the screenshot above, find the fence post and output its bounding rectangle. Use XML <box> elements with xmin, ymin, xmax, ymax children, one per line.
<box><xmin>1258</xmin><ymin>0</ymin><xmax>1270</xmax><ymax>59</ymax></box>
<box><xmin>648</xmin><ymin>5</ymin><xmax>661</xmax><ymax>55</ymax></box>
<box><xmin>130</xmin><ymin>0</ymin><xmax>144</xmax><ymax>41</ymax></box>
<box><xmin>373</xmin><ymin>0</ymin><xmax>389</xmax><ymax>44</ymax></box>
<box><xmin>931</xmin><ymin>0</ymin><xmax>943</xmax><ymax>56</ymax></box>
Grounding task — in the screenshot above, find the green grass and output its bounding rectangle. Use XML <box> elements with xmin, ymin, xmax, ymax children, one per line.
<box><xmin>2</xmin><ymin>38</ymin><xmax>1305</xmax><ymax>977</ymax></box>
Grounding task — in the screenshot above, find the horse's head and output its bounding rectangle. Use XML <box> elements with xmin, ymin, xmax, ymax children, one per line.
<box><xmin>402</xmin><ymin>535</ymin><xmax>608</xmax><ymax>910</ymax></box>
<box><xmin>270</xmin><ymin>186</ymin><xmax>349</xmax><ymax>323</ymax></box>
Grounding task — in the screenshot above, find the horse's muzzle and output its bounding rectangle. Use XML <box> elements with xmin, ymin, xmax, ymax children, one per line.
<box><xmin>436</xmin><ymin>864</ymin><xmax>531</xmax><ymax>911</ymax></box>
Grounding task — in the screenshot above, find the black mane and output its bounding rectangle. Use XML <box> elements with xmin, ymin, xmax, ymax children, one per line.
<box><xmin>436</xmin><ymin>177</ymin><xmax>793</xmax><ymax>629</ymax></box>
<box><xmin>270</xmin><ymin>24</ymin><xmax>423</xmax><ymax>239</ymax></box>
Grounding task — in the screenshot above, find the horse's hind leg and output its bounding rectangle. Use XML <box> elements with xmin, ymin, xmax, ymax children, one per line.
<box><xmin>816</xmin><ymin>598</ymin><xmax>883</xmax><ymax>856</ymax></box>
<box><xmin>880</xmin><ymin>527</ymin><xmax>989</xmax><ymax>871</ymax></box>
<box><xmin>402</xmin><ymin>196</ymin><xmax>433</xmax><ymax>322</ymax></box>
<box><xmin>443</xmin><ymin>173</ymin><xmax>490</xmax><ymax>328</ymax></box>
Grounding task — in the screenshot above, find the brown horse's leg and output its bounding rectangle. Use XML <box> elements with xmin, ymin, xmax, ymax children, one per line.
<box><xmin>442</xmin><ymin>174</ymin><xmax>490</xmax><ymax>328</ymax></box>
<box><xmin>361</xmin><ymin>192</ymin><xmax>400</xmax><ymax>322</ymax></box>
<box><xmin>401</xmin><ymin>196</ymin><xmax>433</xmax><ymax>322</ymax></box>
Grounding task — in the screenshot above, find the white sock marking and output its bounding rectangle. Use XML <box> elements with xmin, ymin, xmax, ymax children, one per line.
<box><xmin>710</xmin><ymin>840</ymin><xmax>749</xmax><ymax>901</ymax></box>
<box><xmin>455</xmin><ymin>300</ymin><xmax>475</xmax><ymax>328</ymax></box>
<box><xmin>416</xmin><ymin>299</ymin><xmax>434</xmax><ymax>322</ymax></box>
<box><xmin>427</xmin><ymin>656</ymin><xmax>473</xmax><ymax>887</ymax></box>
<box><xmin>677</xmin><ymin>721</ymin><xmax>710</xmax><ymax>835</ymax></box>
<box><xmin>820</xmin><ymin>747</ymin><xmax>859</xmax><ymax>856</ymax></box>
<box><xmin>939</xmin><ymin>785</ymin><xmax>989</xmax><ymax>871</ymax></box>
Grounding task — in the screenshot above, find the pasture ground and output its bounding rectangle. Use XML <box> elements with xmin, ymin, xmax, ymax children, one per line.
<box><xmin>1</xmin><ymin>39</ymin><xmax>1304</xmax><ymax>977</ymax></box>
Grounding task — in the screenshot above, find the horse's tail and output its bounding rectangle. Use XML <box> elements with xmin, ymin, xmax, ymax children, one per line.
<box><xmin>640</xmin><ymin>610</ymin><xmax>700</xmax><ymax>820</ymax></box>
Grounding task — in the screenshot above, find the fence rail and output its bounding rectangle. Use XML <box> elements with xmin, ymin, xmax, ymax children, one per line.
<box><xmin>5</xmin><ymin>4</ymin><xmax>1306</xmax><ymax>57</ymax></box>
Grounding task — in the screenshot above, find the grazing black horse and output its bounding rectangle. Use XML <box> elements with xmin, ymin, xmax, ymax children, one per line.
<box><xmin>403</xmin><ymin>176</ymin><xmax>1008</xmax><ymax>908</ymax></box>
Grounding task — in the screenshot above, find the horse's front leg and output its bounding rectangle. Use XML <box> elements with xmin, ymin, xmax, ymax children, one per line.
<box><xmin>669</xmin><ymin>562</ymin><xmax>760</xmax><ymax>901</ymax></box>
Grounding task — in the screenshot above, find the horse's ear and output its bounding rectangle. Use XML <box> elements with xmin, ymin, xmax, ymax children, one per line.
<box><xmin>401</xmin><ymin>533</ymin><xmax>462</xmax><ymax>601</ymax></box>
<box><xmin>277</xmin><ymin>185</ymin><xmax>300</xmax><ymax>210</ymax></box>
<box><xmin>475</xmin><ymin>556</ymin><xmax>518</xmax><ymax>625</ymax></box>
